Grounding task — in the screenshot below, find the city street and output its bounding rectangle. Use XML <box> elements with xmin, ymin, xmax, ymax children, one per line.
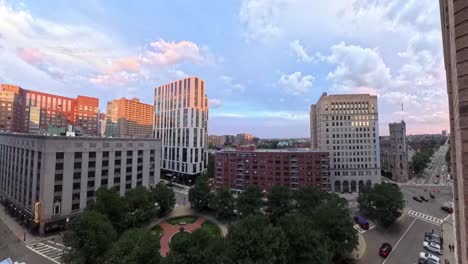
<box><xmin>421</xmin><ymin>140</ymin><xmax>450</xmax><ymax>184</ymax></box>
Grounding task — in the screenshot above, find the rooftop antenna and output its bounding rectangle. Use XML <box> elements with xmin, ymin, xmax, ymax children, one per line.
<box><xmin>401</xmin><ymin>100</ymin><xmax>404</xmax><ymax>122</ymax></box>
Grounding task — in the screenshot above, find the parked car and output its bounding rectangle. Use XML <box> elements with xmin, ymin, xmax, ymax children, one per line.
<box><xmin>429</xmin><ymin>193</ymin><xmax>435</xmax><ymax>199</ymax></box>
<box><xmin>425</xmin><ymin>232</ymin><xmax>441</xmax><ymax>239</ymax></box>
<box><xmin>424</xmin><ymin>235</ymin><xmax>441</xmax><ymax>245</ymax></box>
<box><xmin>419</xmin><ymin>252</ymin><xmax>440</xmax><ymax>263</ymax></box>
<box><xmin>418</xmin><ymin>258</ymin><xmax>439</xmax><ymax>264</ymax></box>
<box><xmin>378</xmin><ymin>242</ymin><xmax>392</xmax><ymax>258</ymax></box>
<box><xmin>441</xmin><ymin>206</ymin><xmax>453</xmax><ymax>214</ymax></box>
<box><xmin>353</xmin><ymin>215</ymin><xmax>369</xmax><ymax>230</ymax></box>
<box><xmin>413</xmin><ymin>196</ymin><xmax>423</xmax><ymax>202</ymax></box>
<box><xmin>423</xmin><ymin>241</ymin><xmax>441</xmax><ymax>255</ymax></box>
<box><xmin>420</xmin><ymin>196</ymin><xmax>428</xmax><ymax>202</ymax></box>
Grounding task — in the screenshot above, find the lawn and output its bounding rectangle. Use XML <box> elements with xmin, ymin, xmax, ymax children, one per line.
<box><xmin>150</xmin><ymin>224</ymin><xmax>163</xmax><ymax>238</ymax></box>
<box><xmin>201</xmin><ymin>220</ymin><xmax>221</xmax><ymax>238</ymax></box>
<box><xmin>167</xmin><ymin>215</ymin><xmax>198</xmax><ymax>225</ymax></box>
<box><xmin>169</xmin><ymin>231</ymin><xmax>191</xmax><ymax>248</ymax></box>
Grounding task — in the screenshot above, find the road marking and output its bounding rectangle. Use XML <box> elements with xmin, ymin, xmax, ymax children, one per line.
<box><xmin>382</xmin><ymin>217</ymin><xmax>417</xmax><ymax>264</ymax></box>
<box><xmin>27</xmin><ymin>242</ymin><xmax>63</xmax><ymax>264</ymax></box>
<box><xmin>353</xmin><ymin>221</ymin><xmax>376</xmax><ymax>234</ymax></box>
<box><xmin>407</xmin><ymin>210</ymin><xmax>443</xmax><ymax>226</ymax></box>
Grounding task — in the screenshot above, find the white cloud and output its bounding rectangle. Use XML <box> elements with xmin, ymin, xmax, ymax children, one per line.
<box><xmin>211</xmin><ymin>109</ymin><xmax>309</xmax><ymax>120</ymax></box>
<box><xmin>278</xmin><ymin>72</ymin><xmax>314</xmax><ymax>95</ymax></box>
<box><xmin>220</xmin><ymin>75</ymin><xmax>246</xmax><ymax>93</ymax></box>
<box><xmin>323</xmin><ymin>42</ymin><xmax>392</xmax><ymax>95</ymax></box>
<box><xmin>209</xmin><ymin>98</ymin><xmax>223</xmax><ymax>109</ymax></box>
<box><xmin>239</xmin><ymin>0</ymin><xmax>287</xmax><ymax>41</ymax></box>
<box><xmin>289</xmin><ymin>40</ymin><xmax>314</xmax><ymax>63</ymax></box>
<box><xmin>0</xmin><ymin>2</ymin><xmax>214</xmax><ymax>88</ymax></box>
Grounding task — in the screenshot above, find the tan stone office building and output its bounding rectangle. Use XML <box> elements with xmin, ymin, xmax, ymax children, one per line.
<box><xmin>0</xmin><ymin>133</ymin><xmax>161</xmax><ymax>234</ymax></box>
<box><xmin>310</xmin><ymin>92</ymin><xmax>381</xmax><ymax>193</ymax></box>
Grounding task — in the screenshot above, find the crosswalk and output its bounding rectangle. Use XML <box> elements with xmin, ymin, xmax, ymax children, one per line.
<box><xmin>353</xmin><ymin>221</ymin><xmax>376</xmax><ymax>234</ymax></box>
<box><xmin>26</xmin><ymin>241</ymin><xmax>65</xmax><ymax>264</ymax></box>
<box><xmin>407</xmin><ymin>210</ymin><xmax>443</xmax><ymax>226</ymax></box>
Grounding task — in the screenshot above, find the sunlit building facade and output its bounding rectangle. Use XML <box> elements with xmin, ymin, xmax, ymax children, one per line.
<box><xmin>310</xmin><ymin>92</ymin><xmax>381</xmax><ymax>193</ymax></box>
<box><xmin>153</xmin><ymin>76</ymin><xmax>209</xmax><ymax>177</ymax></box>
<box><xmin>105</xmin><ymin>98</ymin><xmax>153</xmax><ymax>138</ymax></box>
<box><xmin>0</xmin><ymin>84</ymin><xmax>99</xmax><ymax>135</ymax></box>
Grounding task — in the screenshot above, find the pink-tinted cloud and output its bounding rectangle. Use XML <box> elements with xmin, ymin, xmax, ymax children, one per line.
<box><xmin>110</xmin><ymin>57</ymin><xmax>141</xmax><ymax>72</ymax></box>
<box><xmin>89</xmin><ymin>72</ymin><xmax>141</xmax><ymax>86</ymax></box>
<box><xmin>16</xmin><ymin>47</ymin><xmax>44</xmax><ymax>65</ymax></box>
<box><xmin>142</xmin><ymin>39</ymin><xmax>203</xmax><ymax>66</ymax></box>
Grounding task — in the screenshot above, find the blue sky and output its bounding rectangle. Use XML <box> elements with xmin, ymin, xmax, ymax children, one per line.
<box><xmin>0</xmin><ymin>0</ymin><xmax>449</xmax><ymax>138</ymax></box>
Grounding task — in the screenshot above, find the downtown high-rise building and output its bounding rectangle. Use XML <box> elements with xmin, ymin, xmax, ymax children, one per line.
<box><xmin>153</xmin><ymin>77</ymin><xmax>208</xmax><ymax>177</ymax></box>
<box><xmin>105</xmin><ymin>98</ymin><xmax>153</xmax><ymax>138</ymax></box>
<box><xmin>310</xmin><ymin>92</ymin><xmax>381</xmax><ymax>193</ymax></box>
<box><xmin>0</xmin><ymin>84</ymin><xmax>99</xmax><ymax>136</ymax></box>
<box><xmin>440</xmin><ymin>0</ymin><xmax>468</xmax><ymax>262</ymax></box>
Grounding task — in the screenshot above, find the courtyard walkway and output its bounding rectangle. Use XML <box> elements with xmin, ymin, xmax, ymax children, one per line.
<box><xmin>159</xmin><ymin>217</ymin><xmax>206</xmax><ymax>256</ymax></box>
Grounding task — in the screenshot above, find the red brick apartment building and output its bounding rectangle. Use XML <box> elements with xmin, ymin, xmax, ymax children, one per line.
<box><xmin>0</xmin><ymin>84</ymin><xmax>99</xmax><ymax>135</ymax></box>
<box><xmin>214</xmin><ymin>145</ymin><xmax>330</xmax><ymax>192</ymax></box>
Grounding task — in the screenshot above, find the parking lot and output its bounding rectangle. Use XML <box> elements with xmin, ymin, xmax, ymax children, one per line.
<box><xmin>358</xmin><ymin>213</ymin><xmax>445</xmax><ymax>264</ymax></box>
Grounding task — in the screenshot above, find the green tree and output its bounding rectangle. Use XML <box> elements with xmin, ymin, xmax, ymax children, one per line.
<box><xmin>63</xmin><ymin>211</ymin><xmax>117</xmax><ymax>264</ymax></box>
<box><xmin>104</xmin><ymin>229</ymin><xmax>162</xmax><ymax>264</ymax></box>
<box><xmin>293</xmin><ymin>186</ymin><xmax>324</xmax><ymax>215</ymax></box>
<box><xmin>152</xmin><ymin>183</ymin><xmax>176</xmax><ymax>215</ymax></box>
<box><xmin>212</xmin><ymin>188</ymin><xmax>236</xmax><ymax>220</ymax></box>
<box><xmin>166</xmin><ymin>229</ymin><xmax>228</xmax><ymax>264</ymax></box>
<box><xmin>207</xmin><ymin>154</ymin><xmax>215</xmax><ymax>179</ymax></box>
<box><xmin>267</xmin><ymin>186</ymin><xmax>292</xmax><ymax>222</ymax></box>
<box><xmin>279</xmin><ymin>215</ymin><xmax>333</xmax><ymax>264</ymax></box>
<box><xmin>93</xmin><ymin>187</ymin><xmax>127</xmax><ymax>232</ymax></box>
<box><xmin>311</xmin><ymin>194</ymin><xmax>358</xmax><ymax>260</ymax></box>
<box><xmin>226</xmin><ymin>215</ymin><xmax>288</xmax><ymax>264</ymax></box>
<box><xmin>125</xmin><ymin>186</ymin><xmax>157</xmax><ymax>227</ymax></box>
<box><xmin>237</xmin><ymin>185</ymin><xmax>263</xmax><ymax>217</ymax></box>
<box><xmin>189</xmin><ymin>176</ymin><xmax>212</xmax><ymax>211</ymax></box>
<box><xmin>358</xmin><ymin>183</ymin><xmax>404</xmax><ymax>227</ymax></box>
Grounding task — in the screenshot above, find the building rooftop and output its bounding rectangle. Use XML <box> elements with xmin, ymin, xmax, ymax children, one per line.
<box><xmin>0</xmin><ymin>132</ymin><xmax>160</xmax><ymax>141</ymax></box>
<box><xmin>218</xmin><ymin>147</ymin><xmax>326</xmax><ymax>153</ymax></box>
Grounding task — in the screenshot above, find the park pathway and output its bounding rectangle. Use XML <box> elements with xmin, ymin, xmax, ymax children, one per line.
<box><xmin>159</xmin><ymin>217</ymin><xmax>206</xmax><ymax>256</ymax></box>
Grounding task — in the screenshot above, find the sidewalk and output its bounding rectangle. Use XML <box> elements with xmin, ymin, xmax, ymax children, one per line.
<box><xmin>350</xmin><ymin>233</ymin><xmax>366</xmax><ymax>260</ymax></box>
<box><xmin>0</xmin><ymin>205</ymin><xmax>43</xmax><ymax>244</ymax></box>
<box><xmin>442</xmin><ymin>218</ymin><xmax>456</xmax><ymax>264</ymax></box>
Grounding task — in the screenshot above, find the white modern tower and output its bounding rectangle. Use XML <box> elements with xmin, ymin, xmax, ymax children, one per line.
<box><xmin>153</xmin><ymin>76</ymin><xmax>209</xmax><ymax>177</ymax></box>
<box><xmin>310</xmin><ymin>92</ymin><xmax>381</xmax><ymax>193</ymax></box>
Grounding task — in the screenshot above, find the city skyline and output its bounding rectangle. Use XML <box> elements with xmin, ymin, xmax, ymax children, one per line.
<box><xmin>0</xmin><ymin>0</ymin><xmax>448</xmax><ymax>138</ymax></box>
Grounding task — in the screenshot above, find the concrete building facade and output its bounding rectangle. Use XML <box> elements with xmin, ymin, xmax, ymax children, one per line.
<box><xmin>214</xmin><ymin>145</ymin><xmax>330</xmax><ymax>192</ymax></box>
<box><xmin>440</xmin><ymin>0</ymin><xmax>468</xmax><ymax>262</ymax></box>
<box><xmin>106</xmin><ymin>98</ymin><xmax>153</xmax><ymax>138</ymax></box>
<box><xmin>0</xmin><ymin>84</ymin><xmax>99</xmax><ymax>135</ymax></box>
<box><xmin>208</xmin><ymin>135</ymin><xmax>226</xmax><ymax>147</ymax></box>
<box><xmin>153</xmin><ymin>76</ymin><xmax>208</xmax><ymax>177</ymax></box>
<box><xmin>0</xmin><ymin>133</ymin><xmax>161</xmax><ymax>234</ymax></box>
<box><xmin>236</xmin><ymin>133</ymin><xmax>254</xmax><ymax>145</ymax></box>
<box><xmin>380</xmin><ymin>121</ymin><xmax>409</xmax><ymax>182</ymax></box>
<box><xmin>310</xmin><ymin>92</ymin><xmax>381</xmax><ymax>193</ymax></box>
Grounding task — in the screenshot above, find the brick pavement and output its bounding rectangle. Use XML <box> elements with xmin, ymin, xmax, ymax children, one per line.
<box><xmin>159</xmin><ymin>217</ymin><xmax>206</xmax><ymax>256</ymax></box>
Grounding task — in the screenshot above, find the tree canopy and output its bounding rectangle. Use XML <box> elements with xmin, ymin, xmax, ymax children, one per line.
<box><xmin>104</xmin><ymin>228</ymin><xmax>162</xmax><ymax>264</ymax></box>
<box><xmin>93</xmin><ymin>187</ymin><xmax>127</xmax><ymax>232</ymax></box>
<box><xmin>226</xmin><ymin>215</ymin><xmax>288</xmax><ymax>264</ymax></box>
<box><xmin>358</xmin><ymin>183</ymin><xmax>404</xmax><ymax>227</ymax></box>
<box><xmin>237</xmin><ymin>185</ymin><xmax>263</xmax><ymax>217</ymax></box>
<box><xmin>152</xmin><ymin>183</ymin><xmax>176</xmax><ymax>215</ymax></box>
<box><xmin>63</xmin><ymin>211</ymin><xmax>117</xmax><ymax>264</ymax></box>
<box><xmin>188</xmin><ymin>176</ymin><xmax>212</xmax><ymax>211</ymax></box>
<box><xmin>267</xmin><ymin>186</ymin><xmax>293</xmax><ymax>222</ymax></box>
<box><xmin>212</xmin><ymin>188</ymin><xmax>236</xmax><ymax>220</ymax></box>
